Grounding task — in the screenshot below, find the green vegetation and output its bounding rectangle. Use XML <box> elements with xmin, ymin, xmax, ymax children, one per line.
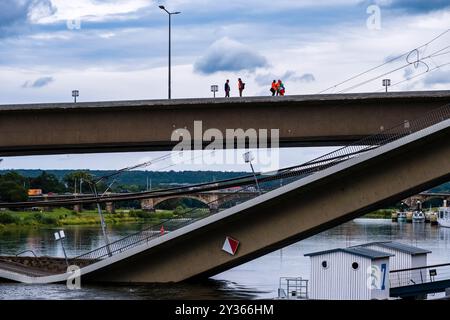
<box><xmin>363</xmin><ymin>209</ymin><xmax>394</xmax><ymax>219</ymax></box>
<box><xmin>1</xmin><ymin>169</ymin><xmax>248</xmax><ymax>191</ymax></box>
<box><xmin>0</xmin><ymin>169</ymin><xmax>249</xmax><ymax>204</ymax></box>
<box><xmin>0</xmin><ymin>208</ymin><xmax>186</xmax><ymax>230</ymax></box>
<box><xmin>0</xmin><ymin>172</ymin><xmax>28</xmax><ymax>202</ymax></box>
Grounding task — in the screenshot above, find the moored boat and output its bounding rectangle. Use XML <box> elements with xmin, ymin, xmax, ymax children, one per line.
<box><xmin>412</xmin><ymin>211</ymin><xmax>425</xmax><ymax>223</ymax></box>
<box><xmin>438</xmin><ymin>206</ymin><xmax>450</xmax><ymax>228</ymax></box>
<box><xmin>397</xmin><ymin>211</ymin><xmax>407</xmax><ymax>222</ymax></box>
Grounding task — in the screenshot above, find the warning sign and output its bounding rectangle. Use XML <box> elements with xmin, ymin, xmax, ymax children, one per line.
<box><xmin>222</xmin><ymin>236</ymin><xmax>240</xmax><ymax>255</ymax></box>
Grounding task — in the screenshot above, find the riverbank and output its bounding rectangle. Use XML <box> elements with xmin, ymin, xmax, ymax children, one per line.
<box><xmin>0</xmin><ymin>207</ymin><xmax>393</xmax><ymax>231</ymax></box>
<box><xmin>362</xmin><ymin>209</ymin><xmax>394</xmax><ymax>219</ymax></box>
<box><xmin>0</xmin><ymin>208</ymin><xmax>188</xmax><ymax>231</ymax></box>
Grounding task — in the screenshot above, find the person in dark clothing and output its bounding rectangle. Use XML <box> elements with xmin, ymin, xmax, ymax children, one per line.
<box><xmin>225</xmin><ymin>80</ymin><xmax>230</xmax><ymax>97</ymax></box>
<box><xmin>238</xmin><ymin>78</ymin><xmax>245</xmax><ymax>97</ymax></box>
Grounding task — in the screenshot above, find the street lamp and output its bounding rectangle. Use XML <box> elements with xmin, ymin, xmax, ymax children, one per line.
<box><xmin>211</xmin><ymin>85</ymin><xmax>219</xmax><ymax>98</ymax></box>
<box><xmin>159</xmin><ymin>5</ymin><xmax>181</xmax><ymax>100</ymax></box>
<box><xmin>243</xmin><ymin>151</ymin><xmax>261</xmax><ymax>195</ymax></box>
<box><xmin>72</xmin><ymin>90</ymin><xmax>79</xmax><ymax>103</ymax></box>
<box><xmin>382</xmin><ymin>79</ymin><xmax>391</xmax><ymax>93</ymax></box>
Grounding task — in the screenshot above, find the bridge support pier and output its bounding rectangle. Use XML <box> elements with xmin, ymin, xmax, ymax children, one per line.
<box><xmin>73</xmin><ymin>204</ymin><xmax>83</xmax><ymax>213</ymax></box>
<box><xmin>42</xmin><ymin>195</ymin><xmax>52</xmax><ymax>212</ymax></box>
<box><xmin>209</xmin><ymin>203</ymin><xmax>219</xmax><ymax>213</ymax></box>
<box><xmin>141</xmin><ymin>199</ymin><xmax>155</xmax><ymax>212</ymax></box>
<box><xmin>106</xmin><ymin>202</ymin><xmax>115</xmax><ymax>214</ymax></box>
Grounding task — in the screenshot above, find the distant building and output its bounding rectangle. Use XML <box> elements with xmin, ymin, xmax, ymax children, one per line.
<box><xmin>27</xmin><ymin>189</ymin><xmax>43</xmax><ymax>196</ymax></box>
<box><xmin>305</xmin><ymin>247</ymin><xmax>393</xmax><ymax>300</ymax></box>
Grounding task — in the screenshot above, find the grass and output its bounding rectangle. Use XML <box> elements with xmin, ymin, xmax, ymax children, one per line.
<box><xmin>0</xmin><ymin>207</ymin><xmax>182</xmax><ymax>229</ymax></box>
<box><xmin>0</xmin><ymin>206</ymin><xmax>404</xmax><ymax>231</ymax></box>
<box><xmin>362</xmin><ymin>209</ymin><xmax>394</xmax><ymax>219</ymax></box>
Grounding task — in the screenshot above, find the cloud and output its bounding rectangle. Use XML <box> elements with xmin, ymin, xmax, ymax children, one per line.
<box><xmin>22</xmin><ymin>76</ymin><xmax>54</xmax><ymax>88</ymax></box>
<box><xmin>403</xmin><ymin>67</ymin><xmax>415</xmax><ymax>79</ymax></box>
<box><xmin>254</xmin><ymin>70</ymin><xmax>316</xmax><ymax>86</ymax></box>
<box><xmin>0</xmin><ymin>1</ymin><xmax>30</xmax><ymax>34</ymax></box>
<box><xmin>368</xmin><ymin>0</ymin><xmax>450</xmax><ymax>13</ymax></box>
<box><xmin>194</xmin><ymin>37</ymin><xmax>268</xmax><ymax>74</ymax></box>
<box><xmin>0</xmin><ymin>0</ymin><xmax>56</xmax><ymax>37</ymax></box>
<box><xmin>28</xmin><ymin>0</ymin><xmax>57</xmax><ymax>23</ymax></box>
<box><xmin>38</xmin><ymin>0</ymin><xmax>150</xmax><ymax>24</ymax></box>
<box><xmin>423</xmin><ymin>70</ymin><xmax>450</xmax><ymax>85</ymax></box>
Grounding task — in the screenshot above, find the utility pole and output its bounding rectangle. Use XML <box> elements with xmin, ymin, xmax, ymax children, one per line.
<box><xmin>72</xmin><ymin>90</ymin><xmax>79</xmax><ymax>103</ymax></box>
<box><xmin>382</xmin><ymin>79</ymin><xmax>391</xmax><ymax>93</ymax></box>
<box><xmin>243</xmin><ymin>151</ymin><xmax>261</xmax><ymax>195</ymax></box>
<box><xmin>92</xmin><ymin>183</ymin><xmax>112</xmax><ymax>257</ymax></box>
<box><xmin>211</xmin><ymin>85</ymin><xmax>218</xmax><ymax>98</ymax></box>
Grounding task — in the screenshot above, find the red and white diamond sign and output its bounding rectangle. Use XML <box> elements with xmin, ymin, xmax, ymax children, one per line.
<box><xmin>222</xmin><ymin>236</ymin><xmax>240</xmax><ymax>255</ymax></box>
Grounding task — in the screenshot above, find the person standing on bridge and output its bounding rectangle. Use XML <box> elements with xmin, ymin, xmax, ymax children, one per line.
<box><xmin>238</xmin><ymin>78</ymin><xmax>245</xmax><ymax>97</ymax></box>
<box><xmin>277</xmin><ymin>80</ymin><xmax>285</xmax><ymax>96</ymax></box>
<box><xmin>224</xmin><ymin>79</ymin><xmax>231</xmax><ymax>98</ymax></box>
<box><xmin>270</xmin><ymin>80</ymin><xmax>277</xmax><ymax>96</ymax></box>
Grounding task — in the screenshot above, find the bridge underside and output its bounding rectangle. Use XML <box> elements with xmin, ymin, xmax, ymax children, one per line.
<box><xmin>391</xmin><ymin>280</ymin><xmax>450</xmax><ymax>299</ymax></box>
<box><xmin>79</xmin><ymin>125</ymin><xmax>450</xmax><ymax>283</ymax></box>
<box><xmin>1</xmin><ymin>91</ymin><xmax>450</xmax><ymax>156</ymax></box>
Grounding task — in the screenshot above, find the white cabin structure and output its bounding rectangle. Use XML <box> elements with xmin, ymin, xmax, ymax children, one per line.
<box><xmin>354</xmin><ymin>241</ymin><xmax>430</xmax><ymax>271</ymax></box>
<box><xmin>305</xmin><ymin>247</ymin><xmax>393</xmax><ymax>300</ymax></box>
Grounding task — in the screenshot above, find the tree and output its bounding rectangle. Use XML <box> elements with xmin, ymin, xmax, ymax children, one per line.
<box><xmin>0</xmin><ymin>172</ymin><xmax>28</xmax><ymax>202</ymax></box>
<box><xmin>63</xmin><ymin>171</ymin><xmax>94</xmax><ymax>193</ymax></box>
<box><xmin>29</xmin><ymin>171</ymin><xmax>65</xmax><ymax>194</ymax></box>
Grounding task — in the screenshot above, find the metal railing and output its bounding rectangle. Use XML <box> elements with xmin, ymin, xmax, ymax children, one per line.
<box><xmin>61</xmin><ymin>102</ymin><xmax>450</xmax><ymax>268</ymax></box>
<box><xmin>390</xmin><ymin>263</ymin><xmax>450</xmax><ymax>288</ymax></box>
<box><xmin>15</xmin><ymin>250</ymin><xmax>37</xmax><ymax>257</ymax></box>
<box><xmin>278</xmin><ymin>277</ymin><xmax>309</xmax><ymax>299</ymax></box>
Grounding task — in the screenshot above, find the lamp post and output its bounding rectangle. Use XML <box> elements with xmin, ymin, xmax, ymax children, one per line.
<box><xmin>243</xmin><ymin>151</ymin><xmax>261</xmax><ymax>195</ymax></box>
<box><xmin>159</xmin><ymin>5</ymin><xmax>181</xmax><ymax>100</ymax></box>
<box><xmin>72</xmin><ymin>90</ymin><xmax>79</xmax><ymax>103</ymax></box>
<box><xmin>54</xmin><ymin>230</ymin><xmax>69</xmax><ymax>267</ymax></box>
<box><xmin>382</xmin><ymin>79</ymin><xmax>391</xmax><ymax>93</ymax></box>
<box><xmin>211</xmin><ymin>85</ymin><xmax>219</xmax><ymax>98</ymax></box>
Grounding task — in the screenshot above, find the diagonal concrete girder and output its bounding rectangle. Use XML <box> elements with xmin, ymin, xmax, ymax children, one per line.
<box><xmin>84</xmin><ymin>123</ymin><xmax>450</xmax><ymax>283</ymax></box>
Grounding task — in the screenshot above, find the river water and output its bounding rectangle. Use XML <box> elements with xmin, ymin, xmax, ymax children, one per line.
<box><xmin>1</xmin><ymin>219</ymin><xmax>450</xmax><ymax>300</ymax></box>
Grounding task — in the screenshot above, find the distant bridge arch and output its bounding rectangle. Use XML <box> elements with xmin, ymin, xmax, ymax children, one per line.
<box><xmin>140</xmin><ymin>191</ymin><xmax>258</xmax><ymax>213</ymax></box>
<box><xmin>403</xmin><ymin>192</ymin><xmax>450</xmax><ymax>208</ymax></box>
<box><xmin>152</xmin><ymin>196</ymin><xmax>210</xmax><ymax>209</ymax></box>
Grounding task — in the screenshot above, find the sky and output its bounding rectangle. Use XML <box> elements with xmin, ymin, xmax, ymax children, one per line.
<box><xmin>0</xmin><ymin>0</ymin><xmax>450</xmax><ymax>172</ymax></box>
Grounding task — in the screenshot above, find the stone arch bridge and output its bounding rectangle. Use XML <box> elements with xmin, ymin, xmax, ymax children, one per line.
<box><xmin>140</xmin><ymin>190</ymin><xmax>259</xmax><ymax>213</ymax></box>
<box><xmin>403</xmin><ymin>192</ymin><xmax>450</xmax><ymax>208</ymax></box>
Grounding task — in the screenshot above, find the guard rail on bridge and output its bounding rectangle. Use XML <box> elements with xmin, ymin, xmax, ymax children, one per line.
<box><xmin>390</xmin><ymin>263</ymin><xmax>450</xmax><ymax>298</ymax></box>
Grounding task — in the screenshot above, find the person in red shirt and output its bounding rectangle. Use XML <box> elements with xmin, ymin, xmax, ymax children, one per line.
<box><xmin>238</xmin><ymin>78</ymin><xmax>245</xmax><ymax>97</ymax></box>
<box><xmin>270</xmin><ymin>80</ymin><xmax>277</xmax><ymax>96</ymax></box>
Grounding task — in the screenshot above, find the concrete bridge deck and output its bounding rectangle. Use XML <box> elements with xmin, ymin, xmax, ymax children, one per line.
<box><xmin>0</xmin><ymin>110</ymin><xmax>449</xmax><ymax>284</ymax></box>
<box><xmin>1</xmin><ymin>90</ymin><xmax>450</xmax><ymax>156</ymax></box>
